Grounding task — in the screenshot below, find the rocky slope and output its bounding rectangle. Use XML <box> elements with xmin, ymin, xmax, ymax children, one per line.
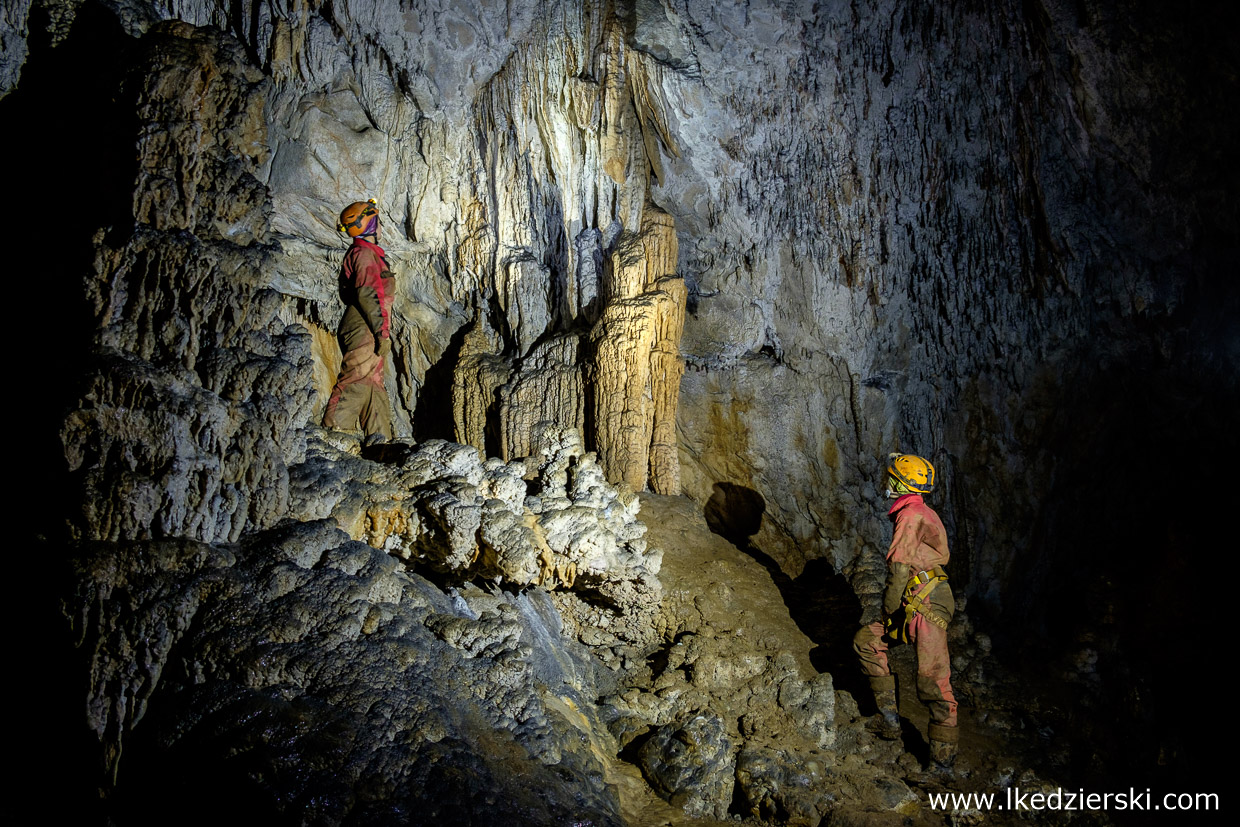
<box><xmin>62</xmin><ymin>439</ymin><xmax>840</xmax><ymax>825</ymax></box>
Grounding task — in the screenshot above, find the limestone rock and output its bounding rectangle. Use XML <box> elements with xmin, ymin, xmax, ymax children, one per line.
<box><xmin>60</xmin><ymin>24</ymin><xmax>312</xmax><ymax>545</ymax></box>
<box><xmin>443</xmin><ymin>10</ymin><xmax>688</xmax><ymax>494</ymax></box>
<box><xmin>288</xmin><ymin>427</ymin><xmax>662</xmax><ymax>619</ymax></box>
<box><xmin>638</xmin><ymin>712</ymin><xmax>737</xmax><ymax>820</ymax></box>
<box><xmin>0</xmin><ymin>0</ymin><xmax>31</xmax><ymax>97</ymax></box>
<box><xmin>16</xmin><ymin>0</ymin><xmax>1236</xmax><ymax>819</ymax></box>
<box><xmin>600</xmin><ymin>494</ymin><xmax>839</xmax><ymax>819</ymax></box>
<box><xmin>498</xmin><ymin>334</ymin><xmax>584</xmax><ymax>462</ymax></box>
<box><xmin>67</xmin><ymin>524</ymin><xmax>625</xmax><ymax>825</ymax></box>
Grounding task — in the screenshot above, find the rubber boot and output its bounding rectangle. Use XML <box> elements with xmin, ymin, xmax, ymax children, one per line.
<box><xmin>867</xmin><ymin>675</ymin><xmax>901</xmax><ymax>740</ymax></box>
<box><xmin>928</xmin><ymin>722</ymin><xmax>958</xmax><ymax>774</ymax></box>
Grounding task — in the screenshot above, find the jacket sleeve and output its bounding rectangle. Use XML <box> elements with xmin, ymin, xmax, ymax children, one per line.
<box><xmin>353</xmin><ymin>249</ymin><xmax>390</xmax><ymax>342</ymax></box>
<box><xmin>883</xmin><ymin>510</ymin><xmax>921</xmax><ymax>615</ymax></box>
<box><xmin>883</xmin><ymin>561</ymin><xmax>910</xmax><ymax>616</ymax></box>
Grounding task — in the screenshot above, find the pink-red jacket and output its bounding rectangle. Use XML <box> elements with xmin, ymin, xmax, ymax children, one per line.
<box><xmin>337</xmin><ymin>237</ymin><xmax>393</xmax><ymax>354</ymax></box>
<box><xmin>883</xmin><ymin>494</ymin><xmax>952</xmax><ymax>617</ymax></box>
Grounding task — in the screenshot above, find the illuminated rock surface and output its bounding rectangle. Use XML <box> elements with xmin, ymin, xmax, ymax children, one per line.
<box><xmin>9</xmin><ymin>0</ymin><xmax>1236</xmax><ymax>824</ymax></box>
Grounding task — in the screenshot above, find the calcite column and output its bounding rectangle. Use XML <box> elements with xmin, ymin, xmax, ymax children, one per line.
<box><xmin>590</xmin><ymin>292</ymin><xmax>658</xmax><ymax>490</ymax></box>
<box><xmin>648</xmin><ymin>273</ymin><xmax>687</xmax><ymax>495</ymax></box>
<box><xmin>453</xmin><ymin>310</ymin><xmax>510</xmax><ymax>455</ymax></box>
<box><xmin>500</xmin><ymin>334</ymin><xmax>585</xmax><ymax>461</ymax></box>
<box><xmin>448</xmin><ymin>12</ymin><xmax>686</xmax><ymax>492</ymax></box>
<box><xmin>590</xmin><ymin>204</ymin><xmax>685</xmax><ymax>494</ymax></box>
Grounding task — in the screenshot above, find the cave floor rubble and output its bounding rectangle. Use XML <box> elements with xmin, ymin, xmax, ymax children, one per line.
<box><xmin>59</xmin><ymin>437</ymin><xmax>1141</xmax><ymax>827</ymax></box>
<box><xmin>634</xmin><ymin>493</ymin><xmax>1123</xmax><ymax>827</ymax></box>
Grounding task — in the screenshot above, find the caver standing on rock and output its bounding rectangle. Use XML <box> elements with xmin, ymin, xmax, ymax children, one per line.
<box><xmin>323</xmin><ymin>199</ymin><xmax>395</xmax><ymax>441</ymax></box>
<box><xmin>853</xmin><ymin>453</ymin><xmax>959</xmax><ymax>771</ymax></box>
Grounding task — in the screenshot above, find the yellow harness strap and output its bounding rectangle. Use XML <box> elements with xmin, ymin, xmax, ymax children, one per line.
<box><xmin>902</xmin><ymin>566</ymin><xmax>950</xmax><ymax>631</ymax></box>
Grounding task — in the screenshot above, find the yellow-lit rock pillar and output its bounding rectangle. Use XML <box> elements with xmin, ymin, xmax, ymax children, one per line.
<box><xmin>590</xmin><ymin>204</ymin><xmax>685</xmax><ymax>494</ymax></box>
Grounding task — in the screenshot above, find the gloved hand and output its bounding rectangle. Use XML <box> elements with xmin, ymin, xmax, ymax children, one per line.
<box><xmin>883</xmin><ymin>609</ymin><xmax>910</xmax><ymax>645</ymax></box>
<box><xmin>376</xmin><ymin>337</ymin><xmax>391</xmax><ymax>358</ymax></box>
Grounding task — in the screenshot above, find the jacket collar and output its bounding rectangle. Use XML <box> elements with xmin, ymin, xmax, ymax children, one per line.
<box><xmin>352</xmin><ymin>235</ymin><xmax>386</xmax><ymax>256</ymax></box>
<box><xmin>887</xmin><ymin>493</ymin><xmax>923</xmax><ymax>519</ymax></box>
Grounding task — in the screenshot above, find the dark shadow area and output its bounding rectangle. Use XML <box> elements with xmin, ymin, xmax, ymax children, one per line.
<box><xmin>703</xmin><ymin>481</ymin><xmax>765</xmax><ymax>546</ymax></box>
<box><xmin>993</xmin><ymin>344</ymin><xmax>1239</xmax><ymax>795</ymax></box>
<box><xmin>703</xmin><ymin>482</ymin><xmax>867</xmax><ymax>702</ymax></box>
<box><xmin>784</xmin><ymin>560</ymin><xmax>869</xmax><ymax>703</ymax></box>
<box><xmin>4</xmin><ymin>2</ymin><xmax>136</xmax><ymax>546</ymax></box>
<box><xmin>413</xmin><ymin>321</ymin><xmax>468</xmax><ymax>442</ymax></box>
<box><xmin>4</xmin><ymin>4</ymin><xmax>139</xmax><ymax>823</ymax></box>
<box><xmin>104</xmin><ymin>685</ymin><xmax>305</xmax><ymax>827</ymax></box>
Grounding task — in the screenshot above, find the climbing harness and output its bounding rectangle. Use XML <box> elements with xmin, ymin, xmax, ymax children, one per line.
<box><xmin>885</xmin><ymin>566</ymin><xmax>950</xmax><ymax>642</ymax></box>
<box><xmin>902</xmin><ymin>565</ymin><xmax>950</xmax><ymax>631</ymax></box>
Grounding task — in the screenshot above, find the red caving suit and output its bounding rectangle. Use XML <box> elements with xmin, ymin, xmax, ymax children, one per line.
<box><xmin>323</xmin><ymin>236</ymin><xmax>394</xmax><ymax>439</ymax></box>
<box><xmin>854</xmin><ymin>493</ymin><xmax>958</xmax><ymax>728</ymax></box>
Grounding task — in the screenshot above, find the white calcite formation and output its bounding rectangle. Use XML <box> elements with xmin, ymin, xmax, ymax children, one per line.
<box><xmin>288</xmin><ymin>425</ymin><xmax>663</xmax><ymax>646</ymax></box>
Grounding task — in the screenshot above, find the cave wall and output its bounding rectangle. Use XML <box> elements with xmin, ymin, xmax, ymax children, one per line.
<box><xmin>11</xmin><ymin>0</ymin><xmax>1234</xmax><ymax>613</ymax></box>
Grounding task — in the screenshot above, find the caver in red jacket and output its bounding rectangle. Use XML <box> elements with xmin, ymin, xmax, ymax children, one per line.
<box><xmin>854</xmin><ymin>493</ymin><xmax>958</xmax><ymax>729</ymax></box>
<box><xmin>323</xmin><ymin>236</ymin><xmax>394</xmax><ymax>439</ymax></box>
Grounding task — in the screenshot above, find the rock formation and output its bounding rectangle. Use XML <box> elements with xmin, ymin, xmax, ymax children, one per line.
<box><xmin>452</xmin><ymin>13</ymin><xmax>688</xmax><ymax>494</ymax></box>
<box><xmin>8</xmin><ymin>0</ymin><xmax>1236</xmax><ymax>823</ymax></box>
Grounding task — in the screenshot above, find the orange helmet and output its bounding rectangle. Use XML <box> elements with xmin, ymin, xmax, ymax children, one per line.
<box><xmin>338</xmin><ymin>199</ymin><xmax>379</xmax><ymax>237</ymax></box>
<box><xmin>887</xmin><ymin>453</ymin><xmax>935</xmax><ymax>495</ymax></box>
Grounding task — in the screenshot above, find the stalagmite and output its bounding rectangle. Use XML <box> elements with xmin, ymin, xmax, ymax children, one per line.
<box><xmin>452</xmin><ymin>308</ymin><xmax>510</xmax><ymax>454</ymax></box>
<box><xmin>648</xmin><ymin>274</ymin><xmax>687</xmax><ymax>495</ymax></box>
<box><xmin>499</xmin><ymin>334</ymin><xmax>584</xmax><ymax>461</ymax></box>
<box><xmin>445</xmin><ymin>13</ymin><xmax>686</xmax><ymax>490</ymax></box>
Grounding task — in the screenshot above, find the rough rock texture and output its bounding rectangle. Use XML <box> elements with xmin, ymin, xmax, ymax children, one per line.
<box><xmin>59</xmin><ymin>22</ymin><xmax>314</xmax><ymax>545</ymax></box>
<box><xmin>23</xmin><ymin>0</ymin><xmax>1233</xmax><ymax>606</ymax></box>
<box><xmin>638</xmin><ymin>712</ymin><xmax>737</xmax><ymax>819</ymax></box>
<box><xmin>450</xmin><ymin>11</ymin><xmax>689</xmax><ymax>494</ymax></box>
<box><xmin>608</xmin><ymin>495</ymin><xmax>840</xmax><ymax>822</ymax></box>
<box><xmin>289</xmin><ymin>426</ymin><xmax>662</xmax><ymax>623</ymax></box>
<box><xmin>68</xmin><ymin>524</ymin><xmax>627</xmax><ymax>825</ymax></box>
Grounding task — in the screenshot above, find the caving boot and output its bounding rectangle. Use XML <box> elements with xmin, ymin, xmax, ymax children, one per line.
<box><xmin>867</xmin><ymin>675</ymin><xmax>901</xmax><ymax>740</ymax></box>
<box><xmin>928</xmin><ymin>722</ymin><xmax>958</xmax><ymax>775</ymax></box>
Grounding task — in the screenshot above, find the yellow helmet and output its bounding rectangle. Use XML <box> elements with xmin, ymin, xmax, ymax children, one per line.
<box><xmin>887</xmin><ymin>453</ymin><xmax>935</xmax><ymax>495</ymax></box>
<box><xmin>338</xmin><ymin>199</ymin><xmax>379</xmax><ymax>237</ymax></box>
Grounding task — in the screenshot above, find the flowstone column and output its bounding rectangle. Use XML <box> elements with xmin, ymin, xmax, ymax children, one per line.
<box><xmin>449</xmin><ymin>11</ymin><xmax>687</xmax><ymax>493</ymax></box>
<box><xmin>590</xmin><ymin>205</ymin><xmax>685</xmax><ymax>494</ymax></box>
